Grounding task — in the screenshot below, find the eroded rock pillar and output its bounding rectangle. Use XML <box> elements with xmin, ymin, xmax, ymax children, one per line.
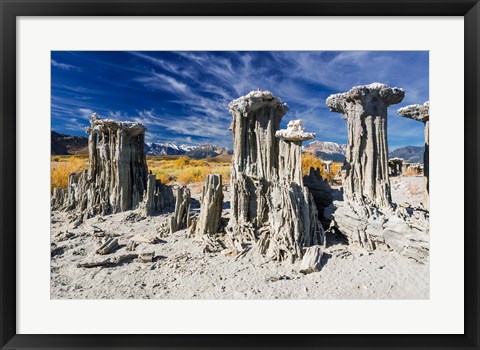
<box><xmin>170</xmin><ymin>186</ymin><xmax>191</xmax><ymax>233</ymax></box>
<box><xmin>388</xmin><ymin>158</ymin><xmax>403</xmax><ymax>177</ymax></box>
<box><xmin>191</xmin><ymin>174</ymin><xmax>224</xmax><ymax>237</ymax></box>
<box><xmin>228</xmin><ymin>90</ymin><xmax>288</xmax><ymax>241</ymax></box>
<box><xmin>397</xmin><ymin>101</ymin><xmax>429</xmax><ymax>210</ymax></box>
<box><xmin>88</xmin><ymin>114</ymin><xmax>149</xmax><ymax>213</ymax></box>
<box><xmin>138</xmin><ymin>174</ymin><xmax>175</xmax><ymax>217</ymax></box>
<box><xmin>326</xmin><ymin>83</ymin><xmax>405</xmax><ymax>209</ymax></box>
<box><xmin>52</xmin><ymin>114</ymin><xmax>149</xmax><ymax>217</ymax></box>
<box><xmin>51</xmin><ymin>113</ymin><xmax>177</xmax><ymax>218</ymax></box>
<box><xmin>227</xmin><ymin>90</ymin><xmax>323</xmax><ymax>262</ymax></box>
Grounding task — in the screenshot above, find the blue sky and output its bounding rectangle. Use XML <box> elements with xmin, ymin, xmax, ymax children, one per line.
<box><xmin>51</xmin><ymin>51</ymin><xmax>428</xmax><ymax>150</ymax></box>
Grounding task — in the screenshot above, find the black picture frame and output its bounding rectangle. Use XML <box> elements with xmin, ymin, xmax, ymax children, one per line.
<box><xmin>1</xmin><ymin>1</ymin><xmax>478</xmax><ymax>349</ymax></box>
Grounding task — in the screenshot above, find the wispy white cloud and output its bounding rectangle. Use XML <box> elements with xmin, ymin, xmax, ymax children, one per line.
<box><xmin>78</xmin><ymin>108</ymin><xmax>94</xmax><ymax>120</ymax></box>
<box><xmin>133</xmin><ymin>109</ymin><xmax>232</xmax><ymax>146</ymax></box>
<box><xmin>137</xmin><ymin>72</ymin><xmax>189</xmax><ymax>94</ymax></box>
<box><xmin>51</xmin><ymin>59</ymin><xmax>81</xmax><ymax>71</ymax></box>
<box><xmin>131</xmin><ymin>51</ymin><xmax>427</xmax><ymax>148</ymax></box>
<box><xmin>52</xmin><ymin>51</ymin><xmax>428</xmax><ymax>149</ymax></box>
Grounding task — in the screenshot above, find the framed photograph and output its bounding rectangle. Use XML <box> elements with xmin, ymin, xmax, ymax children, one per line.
<box><xmin>1</xmin><ymin>0</ymin><xmax>478</xmax><ymax>349</ymax></box>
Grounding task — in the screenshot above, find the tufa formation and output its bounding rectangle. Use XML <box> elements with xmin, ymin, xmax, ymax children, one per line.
<box><xmin>326</xmin><ymin>82</ymin><xmax>405</xmax><ymax>209</ymax></box>
<box><xmin>397</xmin><ymin>101</ymin><xmax>429</xmax><ymax>210</ymax></box>
<box><xmin>227</xmin><ymin>90</ymin><xmax>324</xmax><ymax>263</ymax></box>
<box><xmin>326</xmin><ymin>84</ymin><xmax>429</xmax><ymax>262</ymax></box>
<box><xmin>51</xmin><ymin>113</ymin><xmax>174</xmax><ymax>218</ymax></box>
<box><xmin>190</xmin><ymin>174</ymin><xmax>224</xmax><ymax>238</ymax></box>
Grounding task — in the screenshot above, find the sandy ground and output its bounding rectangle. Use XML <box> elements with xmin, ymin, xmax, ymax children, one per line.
<box><xmin>51</xmin><ymin>175</ymin><xmax>429</xmax><ymax>300</ymax></box>
<box><xmin>390</xmin><ymin>175</ymin><xmax>425</xmax><ymax>208</ymax></box>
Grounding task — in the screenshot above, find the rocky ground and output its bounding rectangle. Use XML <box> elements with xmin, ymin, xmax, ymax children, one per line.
<box><xmin>51</xmin><ymin>175</ymin><xmax>429</xmax><ymax>300</ymax></box>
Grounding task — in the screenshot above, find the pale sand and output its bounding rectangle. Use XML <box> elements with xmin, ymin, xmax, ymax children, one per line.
<box><xmin>51</xmin><ymin>175</ymin><xmax>429</xmax><ymax>300</ymax></box>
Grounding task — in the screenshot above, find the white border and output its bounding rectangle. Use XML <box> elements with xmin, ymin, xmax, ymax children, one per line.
<box><xmin>17</xmin><ymin>17</ymin><xmax>464</xmax><ymax>334</ymax></box>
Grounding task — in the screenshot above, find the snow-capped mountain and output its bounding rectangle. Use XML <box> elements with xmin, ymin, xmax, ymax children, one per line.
<box><xmin>178</xmin><ymin>144</ymin><xmax>197</xmax><ymax>152</ymax></box>
<box><xmin>144</xmin><ymin>142</ymin><xmax>197</xmax><ymax>156</ymax></box>
<box><xmin>144</xmin><ymin>142</ymin><xmax>232</xmax><ymax>158</ymax></box>
<box><xmin>303</xmin><ymin>140</ymin><xmax>347</xmax><ymax>162</ymax></box>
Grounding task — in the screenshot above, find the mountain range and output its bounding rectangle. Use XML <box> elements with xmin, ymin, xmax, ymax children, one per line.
<box><xmin>302</xmin><ymin>141</ymin><xmax>347</xmax><ymax>162</ymax></box>
<box><xmin>388</xmin><ymin>146</ymin><xmax>425</xmax><ymax>163</ymax></box>
<box><xmin>144</xmin><ymin>142</ymin><xmax>197</xmax><ymax>156</ymax></box>
<box><xmin>145</xmin><ymin>142</ymin><xmax>233</xmax><ymax>159</ymax></box>
<box><xmin>51</xmin><ymin>130</ymin><xmax>424</xmax><ymax>163</ymax></box>
<box><xmin>303</xmin><ymin>141</ymin><xmax>425</xmax><ymax>163</ymax></box>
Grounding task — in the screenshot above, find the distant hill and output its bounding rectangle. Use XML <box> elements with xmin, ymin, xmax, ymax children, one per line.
<box><xmin>388</xmin><ymin>146</ymin><xmax>424</xmax><ymax>163</ymax></box>
<box><xmin>51</xmin><ymin>131</ymin><xmax>88</xmax><ymax>155</ymax></box>
<box><xmin>303</xmin><ymin>140</ymin><xmax>347</xmax><ymax>162</ymax></box>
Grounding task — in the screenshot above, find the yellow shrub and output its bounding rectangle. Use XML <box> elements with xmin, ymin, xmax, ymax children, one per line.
<box><xmin>331</xmin><ymin>162</ymin><xmax>342</xmax><ymax>175</ymax></box>
<box><xmin>177</xmin><ymin>166</ymin><xmax>210</xmax><ymax>185</ymax></box>
<box><xmin>173</xmin><ymin>156</ymin><xmax>190</xmax><ymax>168</ymax></box>
<box><xmin>51</xmin><ymin>155</ymin><xmax>232</xmax><ymax>190</ymax></box>
<box><xmin>301</xmin><ymin>152</ymin><xmax>344</xmax><ymax>183</ymax></box>
<box><xmin>146</xmin><ymin>156</ymin><xmax>231</xmax><ymax>186</ymax></box>
<box><xmin>212</xmin><ymin>166</ymin><xmax>231</xmax><ymax>185</ymax></box>
<box><xmin>52</xmin><ymin>153</ymin><xmax>344</xmax><ymax>191</ymax></box>
<box><xmin>302</xmin><ymin>152</ymin><xmax>324</xmax><ymax>176</ymax></box>
<box><xmin>404</xmin><ymin>167</ymin><xmax>422</xmax><ymax>176</ymax></box>
<box><xmin>50</xmin><ymin>156</ymin><xmax>88</xmax><ymax>192</ymax></box>
<box><xmin>190</xmin><ymin>159</ymin><xmax>208</xmax><ymax>167</ymax></box>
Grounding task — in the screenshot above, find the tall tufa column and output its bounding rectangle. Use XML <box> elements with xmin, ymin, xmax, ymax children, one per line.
<box><xmin>228</xmin><ymin>90</ymin><xmax>288</xmax><ymax>237</ymax></box>
<box><xmin>227</xmin><ymin>90</ymin><xmax>323</xmax><ymax>262</ymax></box>
<box><xmin>397</xmin><ymin>101</ymin><xmax>429</xmax><ymax>210</ymax></box>
<box><xmin>326</xmin><ymin>83</ymin><xmax>405</xmax><ymax>209</ymax></box>
<box><xmin>86</xmin><ymin>113</ymin><xmax>149</xmax><ymax>213</ymax></box>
